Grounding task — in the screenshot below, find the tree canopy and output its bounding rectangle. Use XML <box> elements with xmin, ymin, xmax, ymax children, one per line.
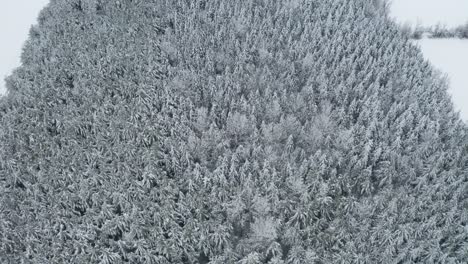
<box><xmin>1</xmin><ymin>0</ymin><xmax>467</xmax><ymax>263</ymax></box>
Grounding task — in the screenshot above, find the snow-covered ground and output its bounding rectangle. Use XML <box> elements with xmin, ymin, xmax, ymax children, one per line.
<box><xmin>391</xmin><ymin>0</ymin><xmax>468</xmax><ymax>122</ymax></box>
<box><xmin>414</xmin><ymin>39</ymin><xmax>468</xmax><ymax>121</ymax></box>
<box><xmin>391</xmin><ymin>0</ymin><xmax>468</xmax><ymax>27</ymax></box>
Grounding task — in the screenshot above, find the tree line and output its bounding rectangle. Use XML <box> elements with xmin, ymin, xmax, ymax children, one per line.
<box><xmin>401</xmin><ymin>21</ymin><xmax>468</xmax><ymax>39</ymax></box>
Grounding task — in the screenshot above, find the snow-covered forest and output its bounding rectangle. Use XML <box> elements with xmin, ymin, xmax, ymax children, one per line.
<box><xmin>1</xmin><ymin>0</ymin><xmax>468</xmax><ymax>263</ymax></box>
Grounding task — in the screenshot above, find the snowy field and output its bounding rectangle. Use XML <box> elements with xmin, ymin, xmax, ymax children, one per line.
<box><xmin>391</xmin><ymin>0</ymin><xmax>468</xmax><ymax>122</ymax></box>
<box><xmin>414</xmin><ymin>39</ymin><xmax>468</xmax><ymax>121</ymax></box>
<box><xmin>391</xmin><ymin>0</ymin><xmax>468</xmax><ymax>27</ymax></box>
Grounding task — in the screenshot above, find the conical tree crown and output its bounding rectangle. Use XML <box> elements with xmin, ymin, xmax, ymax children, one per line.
<box><xmin>1</xmin><ymin>0</ymin><xmax>467</xmax><ymax>263</ymax></box>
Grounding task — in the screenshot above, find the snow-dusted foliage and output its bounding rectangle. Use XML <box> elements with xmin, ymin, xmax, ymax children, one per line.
<box><xmin>1</xmin><ymin>0</ymin><xmax>467</xmax><ymax>263</ymax></box>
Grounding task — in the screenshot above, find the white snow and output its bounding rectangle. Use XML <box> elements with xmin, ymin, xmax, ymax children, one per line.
<box><xmin>414</xmin><ymin>38</ymin><xmax>468</xmax><ymax>121</ymax></box>
<box><xmin>391</xmin><ymin>0</ymin><xmax>468</xmax><ymax>27</ymax></box>
<box><xmin>391</xmin><ymin>0</ymin><xmax>468</xmax><ymax>122</ymax></box>
<box><xmin>0</xmin><ymin>0</ymin><xmax>49</xmax><ymax>95</ymax></box>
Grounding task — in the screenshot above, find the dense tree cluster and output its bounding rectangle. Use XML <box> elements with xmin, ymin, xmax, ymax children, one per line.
<box><xmin>1</xmin><ymin>0</ymin><xmax>467</xmax><ymax>263</ymax></box>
